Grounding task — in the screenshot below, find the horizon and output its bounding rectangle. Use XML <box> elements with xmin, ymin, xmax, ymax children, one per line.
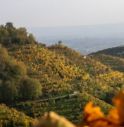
<box><xmin>28</xmin><ymin>22</ymin><xmax>124</xmax><ymax>29</ymax></box>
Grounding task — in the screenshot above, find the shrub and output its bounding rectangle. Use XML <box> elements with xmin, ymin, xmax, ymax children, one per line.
<box><xmin>0</xmin><ymin>80</ymin><xmax>18</xmax><ymax>103</ymax></box>
<box><xmin>19</xmin><ymin>77</ymin><xmax>42</xmax><ymax>100</ymax></box>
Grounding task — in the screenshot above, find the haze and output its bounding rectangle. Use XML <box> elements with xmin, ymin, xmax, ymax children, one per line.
<box><xmin>0</xmin><ymin>0</ymin><xmax>124</xmax><ymax>27</ymax></box>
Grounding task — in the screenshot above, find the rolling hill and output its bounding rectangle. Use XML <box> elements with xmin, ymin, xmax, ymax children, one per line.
<box><xmin>0</xmin><ymin>42</ymin><xmax>124</xmax><ymax>125</ymax></box>
<box><xmin>91</xmin><ymin>46</ymin><xmax>124</xmax><ymax>58</ymax></box>
<box><xmin>6</xmin><ymin>43</ymin><xmax>124</xmax><ymax>123</ymax></box>
<box><xmin>90</xmin><ymin>46</ymin><xmax>124</xmax><ymax>73</ymax></box>
<box><xmin>1</xmin><ymin>24</ymin><xmax>124</xmax><ymax>126</ymax></box>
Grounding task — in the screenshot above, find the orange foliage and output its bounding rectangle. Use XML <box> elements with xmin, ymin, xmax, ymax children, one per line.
<box><xmin>35</xmin><ymin>91</ymin><xmax>124</xmax><ymax>127</ymax></box>
<box><xmin>83</xmin><ymin>91</ymin><xmax>124</xmax><ymax>127</ymax></box>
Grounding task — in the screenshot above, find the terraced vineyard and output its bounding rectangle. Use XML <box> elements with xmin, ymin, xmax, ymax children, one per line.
<box><xmin>48</xmin><ymin>44</ymin><xmax>111</xmax><ymax>76</ymax></box>
<box><xmin>8</xmin><ymin>44</ymin><xmax>117</xmax><ymax>100</ymax></box>
<box><xmin>2</xmin><ymin>43</ymin><xmax>123</xmax><ymax>124</ymax></box>
<box><xmin>13</xmin><ymin>92</ymin><xmax>112</xmax><ymax>123</ymax></box>
<box><xmin>6</xmin><ymin>44</ymin><xmax>124</xmax><ymax>122</ymax></box>
<box><xmin>48</xmin><ymin>44</ymin><xmax>124</xmax><ymax>94</ymax></box>
<box><xmin>7</xmin><ymin>45</ymin><xmax>96</xmax><ymax>96</ymax></box>
<box><xmin>91</xmin><ymin>54</ymin><xmax>124</xmax><ymax>73</ymax></box>
<box><xmin>1</xmin><ymin>24</ymin><xmax>124</xmax><ymax>127</ymax></box>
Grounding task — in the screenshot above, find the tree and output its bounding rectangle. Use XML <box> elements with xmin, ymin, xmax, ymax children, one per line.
<box><xmin>0</xmin><ymin>80</ymin><xmax>18</xmax><ymax>103</ymax></box>
<box><xmin>0</xmin><ymin>22</ymin><xmax>36</xmax><ymax>46</ymax></box>
<box><xmin>0</xmin><ymin>46</ymin><xmax>27</xmax><ymax>81</ymax></box>
<box><xmin>5</xmin><ymin>22</ymin><xmax>14</xmax><ymax>29</ymax></box>
<box><xmin>28</xmin><ymin>33</ymin><xmax>36</xmax><ymax>44</ymax></box>
<box><xmin>0</xmin><ymin>45</ymin><xmax>43</xmax><ymax>103</ymax></box>
<box><xmin>19</xmin><ymin>77</ymin><xmax>42</xmax><ymax>100</ymax></box>
<box><xmin>58</xmin><ymin>40</ymin><xmax>63</xmax><ymax>45</ymax></box>
<box><xmin>0</xmin><ymin>46</ymin><xmax>27</xmax><ymax>103</ymax></box>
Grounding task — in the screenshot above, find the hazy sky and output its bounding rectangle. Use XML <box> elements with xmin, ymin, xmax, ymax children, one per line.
<box><xmin>0</xmin><ymin>0</ymin><xmax>124</xmax><ymax>27</ymax></box>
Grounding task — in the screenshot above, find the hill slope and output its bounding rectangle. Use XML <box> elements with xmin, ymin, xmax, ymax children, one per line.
<box><xmin>0</xmin><ymin>104</ymin><xmax>33</xmax><ymax>127</ymax></box>
<box><xmin>8</xmin><ymin>44</ymin><xmax>120</xmax><ymax>100</ymax></box>
<box><xmin>0</xmin><ymin>24</ymin><xmax>123</xmax><ymax>126</ymax></box>
<box><xmin>5</xmin><ymin>44</ymin><xmax>116</xmax><ymax>123</ymax></box>
<box><xmin>91</xmin><ymin>54</ymin><xmax>124</xmax><ymax>73</ymax></box>
<box><xmin>48</xmin><ymin>44</ymin><xmax>124</xmax><ymax>90</ymax></box>
<box><xmin>13</xmin><ymin>92</ymin><xmax>112</xmax><ymax>123</ymax></box>
<box><xmin>0</xmin><ymin>43</ymin><xmax>123</xmax><ymax>124</ymax></box>
<box><xmin>90</xmin><ymin>46</ymin><xmax>124</xmax><ymax>73</ymax></box>
<box><xmin>91</xmin><ymin>46</ymin><xmax>124</xmax><ymax>58</ymax></box>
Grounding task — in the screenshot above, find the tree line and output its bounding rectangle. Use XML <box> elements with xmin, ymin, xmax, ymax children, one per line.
<box><xmin>0</xmin><ymin>22</ymin><xmax>36</xmax><ymax>46</ymax></box>
<box><xmin>0</xmin><ymin>45</ymin><xmax>42</xmax><ymax>103</ymax></box>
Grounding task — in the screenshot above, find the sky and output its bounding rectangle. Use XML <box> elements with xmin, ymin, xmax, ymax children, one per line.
<box><xmin>0</xmin><ymin>0</ymin><xmax>124</xmax><ymax>27</ymax></box>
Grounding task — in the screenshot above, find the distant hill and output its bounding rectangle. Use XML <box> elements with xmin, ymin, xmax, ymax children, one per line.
<box><xmin>91</xmin><ymin>46</ymin><xmax>124</xmax><ymax>57</ymax></box>
<box><xmin>90</xmin><ymin>46</ymin><xmax>124</xmax><ymax>73</ymax></box>
<box><xmin>28</xmin><ymin>23</ymin><xmax>124</xmax><ymax>54</ymax></box>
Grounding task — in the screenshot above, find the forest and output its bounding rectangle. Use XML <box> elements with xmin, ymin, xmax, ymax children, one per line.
<box><xmin>0</xmin><ymin>23</ymin><xmax>124</xmax><ymax>127</ymax></box>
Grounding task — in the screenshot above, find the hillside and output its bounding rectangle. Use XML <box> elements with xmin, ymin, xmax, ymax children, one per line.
<box><xmin>91</xmin><ymin>54</ymin><xmax>124</xmax><ymax>73</ymax></box>
<box><xmin>6</xmin><ymin>44</ymin><xmax>115</xmax><ymax>123</ymax></box>
<box><xmin>34</xmin><ymin>91</ymin><xmax>124</xmax><ymax>127</ymax></box>
<box><xmin>1</xmin><ymin>24</ymin><xmax>124</xmax><ymax>126</ymax></box>
<box><xmin>13</xmin><ymin>92</ymin><xmax>112</xmax><ymax>123</ymax></box>
<box><xmin>48</xmin><ymin>44</ymin><xmax>124</xmax><ymax>91</ymax></box>
<box><xmin>48</xmin><ymin>44</ymin><xmax>111</xmax><ymax>76</ymax></box>
<box><xmin>90</xmin><ymin>46</ymin><xmax>124</xmax><ymax>73</ymax></box>
<box><xmin>9</xmin><ymin>44</ymin><xmax>88</xmax><ymax>96</ymax></box>
<box><xmin>8</xmin><ymin>44</ymin><xmax>120</xmax><ymax>101</ymax></box>
<box><xmin>91</xmin><ymin>46</ymin><xmax>124</xmax><ymax>58</ymax></box>
<box><xmin>0</xmin><ymin>104</ymin><xmax>33</xmax><ymax>127</ymax></box>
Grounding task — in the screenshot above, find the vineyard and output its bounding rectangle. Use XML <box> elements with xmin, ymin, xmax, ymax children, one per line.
<box><xmin>48</xmin><ymin>44</ymin><xmax>124</xmax><ymax>88</ymax></box>
<box><xmin>92</xmin><ymin>54</ymin><xmax>124</xmax><ymax>73</ymax></box>
<box><xmin>7</xmin><ymin>44</ymin><xmax>124</xmax><ymax>121</ymax></box>
<box><xmin>48</xmin><ymin>44</ymin><xmax>111</xmax><ymax>76</ymax></box>
<box><xmin>13</xmin><ymin>92</ymin><xmax>111</xmax><ymax>123</ymax></box>
<box><xmin>33</xmin><ymin>91</ymin><xmax>124</xmax><ymax>127</ymax></box>
<box><xmin>7</xmin><ymin>45</ymin><xmax>95</xmax><ymax>95</ymax></box>
<box><xmin>1</xmin><ymin>24</ymin><xmax>124</xmax><ymax>127</ymax></box>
